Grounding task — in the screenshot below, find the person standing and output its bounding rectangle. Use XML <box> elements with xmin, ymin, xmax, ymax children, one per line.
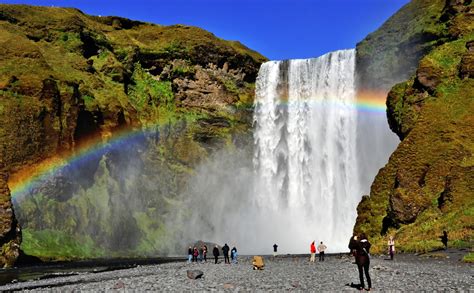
<box><xmin>213</xmin><ymin>245</ymin><xmax>220</xmax><ymax>264</ymax></box>
<box><xmin>199</xmin><ymin>246</ymin><xmax>203</xmax><ymax>262</ymax></box>
<box><xmin>222</xmin><ymin>243</ymin><xmax>230</xmax><ymax>264</ymax></box>
<box><xmin>317</xmin><ymin>241</ymin><xmax>327</xmax><ymax>261</ymax></box>
<box><xmin>187</xmin><ymin>246</ymin><xmax>193</xmax><ymax>263</ymax></box>
<box><xmin>388</xmin><ymin>236</ymin><xmax>395</xmax><ymax>260</ymax></box>
<box><xmin>348</xmin><ymin>234</ymin><xmax>358</xmax><ymax>264</ymax></box>
<box><xmin>203</xmin><ymin>245</ymin><xmax>208</xmax><ymax>262</ymax></box>
<box><xmin>310</xmin><ymin>241</ymin><xmax>316</xmax><ymax>262</ymax></box>
<box><xmin>231</xmin><ymin>246</ymin><xmax>238</xmax><ymax>264</ymax></box>
<box><xmin>193</xmin><ymin>247</ymin><xmax>199</xmax><ymax>262</ymax></box>
<box><xmin>439</xmin><ymin>231</ymin><xmax>448</xmax><ymax>250</ymax></box>
<box><xmin>273</xmin><ymin>243</ymin><xmax>278</xmax><ymax>257</ymax></box>
<box><xmin>349</xmin><ymin>233</ymin><xmax>372</xmax><ymax>291</ymax></box>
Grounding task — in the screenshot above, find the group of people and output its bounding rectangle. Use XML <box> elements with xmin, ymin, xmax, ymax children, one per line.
<box><xmin>186</xmin><ymin>230</ymin><xmax>449</xmax><ymax>291</ymax></box>
<box><xmin>188</xmin><ymin>243</ymin><xmax>238</xmax><ymax>264</ymax></box>
<box><xmin>310</xmin><ymin>241</ymin><xmax>327</xmax><ymax>262</ymax></box>
<box><xmin>187</xmin><ymin>245</ymin><xmax>208</xmax><ymax>263</ymax></box>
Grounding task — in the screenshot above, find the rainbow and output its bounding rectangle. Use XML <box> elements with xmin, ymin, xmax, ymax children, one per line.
<box><xmin>9</xmin><ymin>90</ymin><xmax>387</xmax><ymax>200</ymax></box>
<box><xmin>254</xmin><ymin>91</ymin><xmax>388</xmax><ymax>113</ymax></box>
<box><xmin>9</xmin><ymin>126</ymin><xmax>154</xmax><ymax>200</ymax></box>
<box><xmin>356</xmin><ymin>90</ymin><xmax>388</xmax><ymax>113</ymax></box>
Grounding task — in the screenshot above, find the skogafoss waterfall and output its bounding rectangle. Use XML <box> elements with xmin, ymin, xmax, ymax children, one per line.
<box><xmin>179</xmin><ymin>49</ymin><xmax>397</xmax><ymax>254</ymax></box>
<box><xmin>254</xmin><ymin>49</ymin><xmax>359</xmax><ymax>252</ymax></box>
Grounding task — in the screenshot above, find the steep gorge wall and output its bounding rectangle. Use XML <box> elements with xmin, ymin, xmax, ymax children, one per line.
<box><xmin>354</xmin><ymin>0</ymin><xmax>473</xmax><ymax>253</ymax></box>
<box><xmin>0</xmin><ymin>4</ymin><xmax>266</xmax><ymax>266</ymax></box>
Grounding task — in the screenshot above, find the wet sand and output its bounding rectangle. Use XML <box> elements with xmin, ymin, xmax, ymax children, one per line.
<box><xmin>0</xmin><ymin>253</ymin><xmax>472</xmax><ymax>291</ymax></box>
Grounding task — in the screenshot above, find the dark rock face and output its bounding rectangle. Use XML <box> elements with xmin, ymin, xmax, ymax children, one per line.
<box><xmin>353</xmin><ymin>0</ymin><xmax>474</xmax><ymax>253</ymax></box>
<box><xmin>0</xmin><ymin>169</ymin><xmax>21</xmax><ymax>267</ymax></box>
<box><xmin>460</xmin><ymin>41</ymin><xmax>474</xmax><ymax>78</ymax></box>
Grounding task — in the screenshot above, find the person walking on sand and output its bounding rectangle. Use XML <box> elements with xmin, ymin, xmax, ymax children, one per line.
<box><xmin>222</xmin><ymin>243</ymin><xmax>230</xmax><ymax>264</ymax></box>
<box><xmin>273</xmin><ymin>243</ymin><xmax>278</xmax><ymax>257</ymax></box>
<box><xmin>317</xmin><ymin>241</ymin><xmax>327</xmax><ymax>261</ymax></box>
<box><xmin>187</xmin><ymin>246</ymin><xmax>193</xmax><ymax>263</ymax></box>
<box><xmin>213</xmin><ymin>245</ymin><xmax>220</xmax><ymax>264</ymax></box>
<box><xmin>349</xmin><ymin>233</ymin><xmax>372</xmax><ymax>291</ymax></box>
<box><xmin>310</xmin><ymin>241</ymin><xmax>316</xmax><ymax>262</ymax></box>
<box><xmin>388</xmin><ymin>236</ymin><xmax>395</xmax><ymax>260</ymax></box>
<box><xmin>439</xmin><ymin>231</ymin><xmax>448</xmax><ymax>250</ymax></box>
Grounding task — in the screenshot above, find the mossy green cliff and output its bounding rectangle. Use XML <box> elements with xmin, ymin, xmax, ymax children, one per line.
<box><xmin>354</xmin><ymin>0</ymin><xmax>473</xmax><ymax>254</ymax></box>
<box><xmin>0</xmin><ymin>4</ymin><xmax>266</xmax><ymax>265</ymax></box>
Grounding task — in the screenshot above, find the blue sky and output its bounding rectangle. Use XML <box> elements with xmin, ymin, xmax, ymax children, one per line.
<box><xmin>2</xmin><ymin>0</ymin><xmax>410</xmax><ymax>60</ymax></box>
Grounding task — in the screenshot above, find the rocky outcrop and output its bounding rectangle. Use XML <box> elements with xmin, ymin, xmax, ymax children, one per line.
<box><xmin>460</xmin><ymin>40</ymin><xmax>474</xmax><ymax>78</ymax></box>
<box><xmin>0</xmin><ymin>167</ymin><xmax>21</xmax><ymax>267</ymax></box>
<box><xmin>0</xmin><ymin>4</ymin><xmax>266</xmax><ymax>264</ymax></box>
<box><xmin>354</xmin><ymin>0</ymin><xmax>474</xmax><ymax>253</ymax></box>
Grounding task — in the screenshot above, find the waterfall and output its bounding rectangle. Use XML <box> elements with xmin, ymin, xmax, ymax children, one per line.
<box><xmin>171</xmin><ymin>48</ymin><xmax>397</xmax><ymax>254</ymax></box>
<box><xmin>253</xmin><ymin>49</ymin><xmax>359</xmax><ymax>251</ymax></box>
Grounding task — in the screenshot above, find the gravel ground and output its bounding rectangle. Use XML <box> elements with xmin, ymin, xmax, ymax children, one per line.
<box><xmin>0</xmin><ymin>254</ymin><xmax>472</xmax><ymax>291</ymax></box>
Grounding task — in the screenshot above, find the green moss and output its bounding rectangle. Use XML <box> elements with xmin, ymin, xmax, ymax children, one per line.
<box><xmin>22</xmin><ymin>228</ymin><xmax>105</xmax><ymax>261</ymax></box>
<box><xmin>171</xmin><ymin>63</ymin><xmax>195</xmax><ymax>77</ymax></box>
<box><xmin>57</xmin><ymin>32</ymin><xmax>83</xmax><ymax>52</ymax></box>
<box><xmin>356</xmin><ymin>35</ymin><xmax>474</xmax><ymax>253</ymax></box>
<box><xmin>82</xmin><ymin>94</ymin><xmax>95</xmax><ymax>108</ymax></box>
<box><xmin>222</xmin><ymin>78</ymin><xmax>239</xmax><ymax>94</ymax></box>
<box><xmin>462</xmin><ymin>252</ymin><xmax>474</xmax><ymax>263</ymax></box>
<box><xmin>129</xmin><ymin>63</ymin><xmax>174</xmax><ymax>110</ymax></box>
<box><xmin>133</xmin><ymin>209</ymin><xmax>167</xmax><ymax>254</ymax></box>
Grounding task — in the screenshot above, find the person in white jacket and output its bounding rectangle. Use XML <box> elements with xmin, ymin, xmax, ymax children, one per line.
<box><xmin>388</xmin><ymin>236</ymin><xmax>395</xmax><ymax>260</ymax></box>
<box><xmin>317</xmin><ymin>241</ymin><xmax>327</xmax><ymax>261</ymax></box>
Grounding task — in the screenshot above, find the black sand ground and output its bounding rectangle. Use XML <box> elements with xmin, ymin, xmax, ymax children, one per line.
<box><xmin>0</xmin><ymin>253</ymin><xmax>472</xmax><ymax>291</ymax></box>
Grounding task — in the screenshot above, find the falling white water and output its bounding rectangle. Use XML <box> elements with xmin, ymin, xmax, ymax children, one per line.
<box><xmin>254</xmin><ymin>49</ymin><xmax>359</xmax><ymax>252</ymax></box>
<box><xmin>176</xmin><ymin>49</ymin><xmax>398</xmax><ymax>255</ymax></box>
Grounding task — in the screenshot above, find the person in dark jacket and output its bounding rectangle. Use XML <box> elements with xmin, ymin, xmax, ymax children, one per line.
<box><xmin>222</xmin><ymin>243</ymin><xmax>230</xmax><ymax>264</ymax></box>
<box><xmin>439</xmin><ymin>231</ymin><xmax>448</xmax><ymax>250</ymax></box>
<box><xmin>213</xmin><ymin>245</ymin><xmax>220</xmax><ymax>264</ymax></box>
<box><xmin>349</xmin><ymin>233</ymin><xmax>372</xmax><ymax>291</ymax></box>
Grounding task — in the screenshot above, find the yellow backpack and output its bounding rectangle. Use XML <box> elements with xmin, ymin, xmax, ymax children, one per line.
<box><xmin>252</xmin><ymin>256</ymin><xmax>264</xmax><ymax>270</ymax></box>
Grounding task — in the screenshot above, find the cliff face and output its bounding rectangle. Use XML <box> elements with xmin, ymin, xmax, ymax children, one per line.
<box><xmin>356</xmin><ymin>0</ymin><xmax>450</xmax><ymax>90</ymax></box>
<box><xmin>354</xmin><ymin>0</ymin><xmax>473</xmax><ymax>253</ymax></box>
<box><xmin>0</xmin><ymin>168</ymin><xmax>21</xmax><ymax>267</ymax></box>
<box><xmin>0</xmin><ymin>4</ymin><xmax>266</xmax><ymax>264</ymax></box>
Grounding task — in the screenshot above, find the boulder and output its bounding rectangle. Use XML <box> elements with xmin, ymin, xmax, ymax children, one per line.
<box><xmin>186</xmin><ymin>269</ymin><xmax>204</xmax><ymax>279</ymax></box>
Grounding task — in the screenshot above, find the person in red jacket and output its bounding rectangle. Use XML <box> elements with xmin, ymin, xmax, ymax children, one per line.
<box><xmin>193</xmin><ymin>247</ymin><xmax>199</xmax><ymax>262</ymax></box>
<box><xmin>310</xmin><ymin>241</ymin><xmax>316</xmax><ymax>262</ymax></box>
